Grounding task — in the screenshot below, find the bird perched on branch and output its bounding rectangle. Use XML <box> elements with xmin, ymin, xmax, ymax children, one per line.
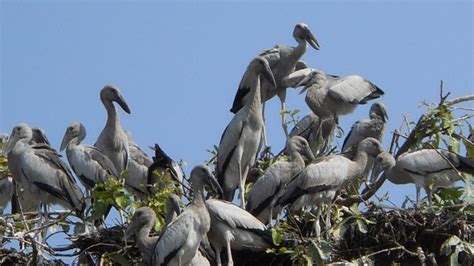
<box><xmin>230</xmin><ymin>23</ymin><xmax>320</xmax><ymax>139</ymax></box>
<box><xmin>372</xmin><ymin>149</ymin><xmax>474</xmax><ymax>208</ymax></box>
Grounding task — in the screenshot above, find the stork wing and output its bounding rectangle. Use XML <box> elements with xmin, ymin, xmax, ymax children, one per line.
<box><xmin>230</xmin><ymin>47</ymin><xmax>280</xmax><ymax>113</ymax></box>
<box><xmin>247</xmin><ymin>163</ymin><xmax>285</xmax><ymax>215</ymax></box>
<box><xmin>152</xmin><ymin>211</ymin><xmax>197</xmax><ymax>266</ymax></box>
<box><xmin>215</xmin><ymin>117</ymin><xmax>245</xmax><ymax>182</ymax></box>
<box><xmin>289</xmin><ymin>113</ymin><xmax>318</xmax><ymax>140</ymax></box>
<box><xmin>85</xmin><ymin>145</ymin><xmax>120</xmax><ymax>179</ymax></box>
<box><xmin>31</xmin><ymin>128</ymin><xmax>50</xmax><ymax>145</ymax></box>
<box><xmin>23</xmin><ymin>146</ymin><xmax>84</xmax><ymax>213</ymax></box>
<box><xmin>398</xmin><ymin>149</ymin><xmax>474</xmax><ymax>176</ymax></box>
<box><xmin>281</xmin><ymin>68</ymin><xmax>313</xmax><ymax>88</ymax></box>
<box><xmin>328</xmin><ymin>76</ymin><xmax>384</xmax><ymax>104</ymax></box>
<box><xmin>207</xmin><ymin>199</ymin><xmax>266</xmax><ymax>231</ymax></box>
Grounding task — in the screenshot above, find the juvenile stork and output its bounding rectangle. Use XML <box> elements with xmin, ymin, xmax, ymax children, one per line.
<box><xmin>247</xmin><ymin>136</ymin><xmax>314</xmax><ymax>225</ymax></box>
<box><xmin>5</xmin><ymin>123</ymin><xmax>85</xmax><ymax>216</ymax></box>
<box><xmin>207</xmin><ymin>199</ymin><xmax>274</xmax><ymax>266</ymax></box>
<box><xmin>217</xmin><ymin>56</ymin><xmax>276</xmax><ymax>208</ymax></box>
<box><xmin>283</xmin><ymin>68</ymin><xmax>384</xmax><ymax>150</ymax></box>
<box><xmin>230</xmin><ymin>23</ymin><xmax>320</xmax><ymax>138</ymax></box>
<box><xmin>342</xmin><ymin>102</ymin><xmax>388</xmax><ymax>182</ymax></box>
<box><xmin>277</xmin><ymin>138</ymin><xmax>383</xmax><ymax>236</ymax></box>
<box><xmin>60</xmin><ymin>122</ymin><xmax>119</xmax><ymax>193</ymax></box>
<box><xmin>124</xmin><ymin>165</ymin><xmax>222</xmax><ymax>266</ymax></box>
<box><xmin>123</xmin><ymin>131</ymin><xmax>153</xmax><ymax>200</ymax></box>
<box><xmin>372</xmin><ymin>150</ymin><xmax>474</xmax><ymax>208</ymax></box>
<box><xmin>94</xmin><ymin>85</ymin><xmax>131</xmax><ymax>175</ymax></box>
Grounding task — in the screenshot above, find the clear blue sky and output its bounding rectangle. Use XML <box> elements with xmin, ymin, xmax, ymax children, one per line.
<box><xmin>0</xmin><ymin>0</ymin><xmax>472</xmax><ymax>258</ymax></box>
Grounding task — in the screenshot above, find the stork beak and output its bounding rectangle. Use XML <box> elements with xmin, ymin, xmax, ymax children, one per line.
<box><xmin>207</xmin><ymin>172</ymin><xmax>223</xmax><ymax>197</ymax></box>
<box><xmin>296</xmin><ymin>71</ymin><xmax>316</xmax><ymax>89</ymax></box>
<box><xmin>370</xmin><ymin>163</ymin><xmax>383</xmax><ymax>182</ymax></box>
<box><xmin>305</xmin><ymin>28</ymin><xmax>320</xmax><ymax>50</ymax></box>
<box><xmin>116</xmin><ymin>94</ymin><xmax>131</xmax><ymax>114</ymax></box>
<box><xmin>261</xmin><ymin>58</ymin><xmax>277</xmax><ymax>89</ymax></box>
<box><xmin>303</xmin><ymin>143</ymin><xmax>315</xmax><ymax>161</ymax></box>
<box><xmin>380</xmin><ymin>105</ymin><xmax>389</xmax><ymax>123</ymax></box>
<box><xmin>123</xmin><ymin>220</ymin><xmax>138</xmax><ymax>242</ymax></box>
<box><xmin>4</xmin><ymin>133</ymin><xmax>17</xmax><ymax>155</ymax></box>
<box><xmin>60</xmin><ymin>131</ymin><xmax>70</xmax><ymax>152</ymax></box>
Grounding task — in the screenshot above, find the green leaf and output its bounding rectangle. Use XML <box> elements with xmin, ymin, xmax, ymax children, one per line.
<box><xmin>271</xmin><ymin>227</ymin><xmax>283</xmax><ymax>245</ymax></box>
<box><xmin>440</xmin><ymin>235</ymin><xmax>461</xmax><ymax>256</ymax></box>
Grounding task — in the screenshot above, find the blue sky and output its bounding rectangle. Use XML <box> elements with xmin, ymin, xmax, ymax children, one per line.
<box><xmin>0</xmin><ymin>0</ymin><xmax>472</xmax><ymax>257</ymax></box>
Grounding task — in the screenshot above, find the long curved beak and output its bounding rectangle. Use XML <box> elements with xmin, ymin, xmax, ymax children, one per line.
<box><xmin>4</xmin><ymin>133</ymin><xmax>17</xmax><ymax>155</ymax></box>
<box><xmin>116</xmin><ymin>94</ymin><xmax>131</xmax><ymax>114</ymax></box>
<box><xmin>305</xmin><ymin>28</ymin><xmax>320</xmax><ymax>50</ymax></box>
<box><xmin>60</xmin><ymin>131</ymin><xmax>70</xmax><ymax>152</ymax></box>
<box><xmin>303</xmin><ymin>143</ymin><xmax>315</xmax><ymax>161</ymax></box>
<box><xmin>380</xmin><ymin>104</ymin><xmax>389</xmax><ymax>123</ymax></box>
<box><xmin>370</xmin><ymin>163</ymin><xmax>383</xmax><ymax>182</ymax></box>
<box><xmin>207</xmin><ymin>172</ymin><xmax>223</xmax><ymax>197</ymax></box>
<box><xmin>261</xmin><ymin>58</ymin><xmax>277</xmax><ymax>89</ymax></box>
<box><xmin>123</xmin><ymin>220</ymin><xmax>138</xmax><ymax>242</ymax></box>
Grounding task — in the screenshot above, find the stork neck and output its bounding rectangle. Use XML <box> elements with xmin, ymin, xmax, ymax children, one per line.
<box><xmin>289</xmin><ymin>150</ymin><xmax>306</xmax><ymax>171</ymax></box>
<box><xmin>192</xmin><ymin>185</ymin><xmax>206</xmax><ymax>207</ymax></box>
<box><xmin>352</xmin><ymin>151</ymin><xmax>369</xmax><ymax>176</ymax></box>
<box><xmin>294</xmin><ymin>39</ymin><xmax>308</xmax><ymax>60</ymax></box>
<box><xmin>135</xmin><ymin>224</ymin><xmax>156</xmax><ymax>263</ymax></box>
<box><xmin>102</xmin><ymin>99</ymin><xmax>120</xmax><ymax>128</ymax></box>
<box><xmin>246</xmin><ymin>74</ymin><xmax>262</xmax><ymax>116</ymax></box>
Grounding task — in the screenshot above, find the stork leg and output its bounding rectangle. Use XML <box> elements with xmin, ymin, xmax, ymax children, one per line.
<box><xmin>313</xmin><ymin>204</ymin><xmax>322</xmax><ymax>238</ymax></box>
<box><xmin>261</xmin><ymin>101</ymin><xmax>268</xmax><ymax>148</ymax></box>
<box><xmin>268</xmin><ymin>206</ymin><xmax>274</xmax><ymax>227</ymax></box>
<box><xmin>239</xmin><ymin>165</ymin><xmax>249</xmax><ymax>209</ymax></box>
<box><xmin>226</xmin><ymin>239</ymin><xmax>234</xmax><ymax>266</ymax></box>
<box><xmin>325</xmin><ymin>200</ymin><xmax>333</xmax><ymax>239</ymax></box>
<box><xmin>415</xmin><ymin>186</ymin><xmax>421</xmax><ymax>207</ymax></box>
<box><xmin>214</xmin><ymin>245</ymin><xmax>222</xmax><ymax>266</ymax></box>
<box><xmin>425</xmin><ymin>187</ymin><xmax>433</xmax><ymax>209</ymax></box>
<box><xmin>280</xmin><ymin>100</ymin><xmax>289</xmax><ymax>140</ymax></box>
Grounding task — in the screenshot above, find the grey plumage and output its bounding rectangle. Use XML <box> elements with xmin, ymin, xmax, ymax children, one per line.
<box><xmin>283</xmin><ymin>68</ymin><xmax>384</xmax><ymax>152</ymax></box>
<box><xmin>216</xmin><ymin>56</ymin><xmax>276</xmax><ymax>208</ymax></box>
<box><xmin>247</xmin><ymin>136</ymin><xmax>314</xmax><ymax>225</ymax></box>
<box><xmin>372</xmin><ymin>150</ymin><xmax>474</xmax><ymax>208</ymax></box>
<box><xmin>60</xmin><ymin>122</ymin><xmax>119</xmax><ymax>191</ymax></box>
<box><xmin>277</xmin><ymin>138</ymin><xmax>383</xmax><ymax>236</ymax></box>
<box><xmin>5</xmin><ymin>123</ymin><xmax>85</xmax><ymax>216</ymax></box>
<box><xmin>230</xmin><ymin>23</ymin><xmax>319</xmax><ymax>138</ymax></box>
<box><xmin>342</xmin><ymin>102</ymin><xmax>388</xmax><ymax>181</ymax></box>
<box><xmin>125</xmin><ymin>165</ymin><xmax>222</xmax><ymax>266</ymax></box>
<box><xmin>207</xmin><ymin>199</ymin><xmax>273</xmax><ymax>266</ymax></box>
<box><xmin>94</xmin><ymin>85</ymin><xmax>131</xmax><ymax>176</ymax></box>
<box><xmin>0</xmin><ymin>177</ymin><xmax>13</xmax><ymax>214</ymax></box>
<box><xmin>124</xmin><ymin>131</ymin><xmax>153</xmax><ymax>200</ymax></box>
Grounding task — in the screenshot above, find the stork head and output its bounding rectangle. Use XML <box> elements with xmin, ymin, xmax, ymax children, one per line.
<box><xmin>287</xmin><ymin>136</ymin><xmax>315</xmax><ymax>161</ymax></box>
<box><xmin>248</xmin><ymin>56</ymin><xmax>277</xmax><ymax>89</ymax></box>
<box><xmin>369</xmin><ymin>102</ymin><xmax>388</xmax><ymax>122</ymax></box>
<box><xmin>5</xmin><ymin>123</ymin><xmax>33</xmax><ymax>155</ymax></box>
<box><xmin>190</xmin><ymin>164</ymin><xmax>223</xmax><ymax>197</ymax></box>
<box><xmin>124</xmin><ymin>206</ymin><xmax>157</xmax><ymax>242</ymax></box>
<box><xmin>100</xmin><ymin>85</ymin><xmax>131</xmax><ymax>114</ymax></box>
<box><xmin>358</xmin><ymin>137</ymin><xmax>384</xmax><ymax>157</ymax></box>
<box><xmin>293</xmin><ymin>23</ymin><xmax>320</xmax><ymax>50</ymax></box>
<box><xmin>371</xmin><ymin>152</ymin><xmax>396</xmax><ymax>182</ymax></box>
<box><xmin>60</xmin><ymin>122</ymin><xmax>86</xmax><ymax>151</ymax></box>
<box><xmin>165</xmin><ymin>194</ymin><xmax>182</xmax><ymax>224</ymax></box>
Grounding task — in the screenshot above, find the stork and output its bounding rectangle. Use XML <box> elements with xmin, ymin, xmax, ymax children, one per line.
<box><xmin>216</xmin><ymin>56</ymin><xmax>276</xmax><ymax>208</ymax></box>
<box><xmin>94</xmin><ymin>85</ymin><xmax>131</xmax><ymax>175</ymax></box>
<box><xmin>230</xmin><ymin>23</ymin><xmax>320</xmax><ymax>139</ymax></box>
<box><xmin>372</xmin><ymin>150</ymin><xmax>474</xmax><ymax>208</ymax></box>
<box><xmin>283</xmin><ymin>68</ymin><xmax>384</xmax><ymax>152</ymax></box>
<box><xmin>247</xmin><ymin>136</ymin><xmax>314</xmax><ymax>225</ymax></box>
<box><xmin>277</xmin><ymin>138</ymin><xmax>383</xmax><ymax>236</ymax></box>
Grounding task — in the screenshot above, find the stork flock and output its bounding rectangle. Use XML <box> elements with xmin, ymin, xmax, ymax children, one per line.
<box><xmin>1</xmin><ymin>23</ymin><xmax>473</xmax><ymax>265</ymax></box>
